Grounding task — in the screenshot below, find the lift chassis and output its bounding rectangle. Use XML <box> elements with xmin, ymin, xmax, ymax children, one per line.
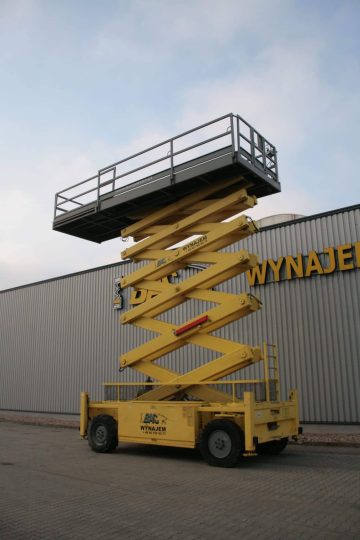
<box><xmin>81</xmin><ymin>386</ymin><xmax>299</xmax><ymax>467</ymax></box>
<box><xmin>55</xmin><ymin>114</ymin><xmax>301</xmax><ymax>467</ymax></box>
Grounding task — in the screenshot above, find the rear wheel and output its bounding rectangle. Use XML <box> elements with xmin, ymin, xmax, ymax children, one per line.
<box><xmin>257</xmin><ymin>437</ymin><xmax>288</xmax><ymax>455</ymax></box>
<box><xmin>88</xmin><ymin>414</ymin><xmax>118</xmax><ymax>453</ymax></box>
<box><xmin>199</xmin><ymin>419</ymin><xmax>244</xmax><ymax>468</ymax></box>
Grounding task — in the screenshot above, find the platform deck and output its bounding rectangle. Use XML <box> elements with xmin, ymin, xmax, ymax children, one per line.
<box><xmin>53</xmin><ymin>114</ymin><xmax>280</xmax><ymax>243</ymax></box>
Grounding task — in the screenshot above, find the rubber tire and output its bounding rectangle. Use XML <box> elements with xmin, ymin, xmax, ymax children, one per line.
<box><xmin>257</xmin><ymin>437</ymin><xmax>288</xmax><ymax>455</ymax></box>
<box><xmin>199</xmin><ymin>419</ymin><xmax>244</xmax><ymax>468</ymax></box>
<box><xmin>88</xmin><ymin>414</ymin><xmax>118</xmax><ymax>453</ymax></box>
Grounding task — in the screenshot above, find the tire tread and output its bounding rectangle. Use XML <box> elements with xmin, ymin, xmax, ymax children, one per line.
<box><xmin>88</xmin><ymin>414</ymin><xmax>118</xmax><ymax>453</ymax></box>
<box><xmin>199</xmin><ymin>419</ymin><xmax>244</xmax><ymax>468</ymax></box>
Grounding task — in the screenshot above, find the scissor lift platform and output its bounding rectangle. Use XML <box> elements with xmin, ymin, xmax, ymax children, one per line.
<box><xmin>53</xmin><ymin>113</ymin><xmax>280</xmax><ymax>243</ymax></box>
<box><xmin>55</xmin><ymin>113</ymin><xmax>301</xmax><ymax>466</ymax></box>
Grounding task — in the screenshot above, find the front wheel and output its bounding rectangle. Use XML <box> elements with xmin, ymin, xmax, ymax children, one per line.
<box><xmin>88</xmin><ymin>414</ymin><xmax>118</xmax><ymax>453</ymax></box>
<box><xmin>257</xmin><ymin>437</ymin><xmax>288</xmax><ymax>455</ymax></box>
<box><xmin>199</xmin><ymin>419</ymin><xmax>244</xmax><ymax>468</ymax></box>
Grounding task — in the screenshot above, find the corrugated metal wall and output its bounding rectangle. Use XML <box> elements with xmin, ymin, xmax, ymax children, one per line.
<box><xmin>1</xmin><ymin>206</ymin><xmax>359</xmax><ymax>422</ymax></box>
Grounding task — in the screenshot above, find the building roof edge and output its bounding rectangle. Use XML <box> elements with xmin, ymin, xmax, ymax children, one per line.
<box><xmin>259</xmin><ymin>203</ymin><xmax>360</xmax><ymax>233</ymax></box>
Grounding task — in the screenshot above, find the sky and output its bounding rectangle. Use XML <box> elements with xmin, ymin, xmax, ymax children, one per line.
<box><xmin>1</xmin><ymin>0</ymin><xmax>359</xmax><ymax>290</ymax></box>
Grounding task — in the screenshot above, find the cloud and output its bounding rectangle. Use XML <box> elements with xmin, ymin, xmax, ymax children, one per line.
<box><xmin>0</xmin><ymin>152</ymin><xmax>118</xmax><ymax>289</ymax></box>
<box><xmin>0</xmin><ymin>0</ymin><xmax>39</xmax><ymax>62</ymax></box>
<box><xmin>0</xmin><ymin>0</ymin><xmax>38</xmax><ymax>24</ymax></box>
<box><xmin>246</xmin><ymin>188</ymin><xmax>315</xmax><ymax>221</ymax></box>
<box><xmin>91</xmin><ymin>0</ymin><xmax>277</xmax><ymax>64</ymax></box>
<box><xmin>0</xmin><ymin>189</ymin><xmax>37</xmax><ymax>232</ymax></box>
<box><xmin>175</xmin><ymin>37</ymin><xmax>360</xmax><ymax>212</ymax></box>
<box><xmin>178</xmin><ymin>41</ymin><xmax>327</xmax><ymax>150</ymax></box>
<box><xmin>0</xmin><ymin>0</ymin><xmax>358</xmax><ymax>290</ymax></box>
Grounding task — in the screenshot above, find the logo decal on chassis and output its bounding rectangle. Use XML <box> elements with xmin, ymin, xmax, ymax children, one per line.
<box><xmin>140</xmin><ymin>413</ymin><xmax>167</xmax><ymax>434</ymax></box>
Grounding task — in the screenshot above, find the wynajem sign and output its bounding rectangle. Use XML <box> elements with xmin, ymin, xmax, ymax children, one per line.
<box><xmin>246</xmin><ymin>242</ymin><xmax>360</xmax><ymax>286</ymax></box>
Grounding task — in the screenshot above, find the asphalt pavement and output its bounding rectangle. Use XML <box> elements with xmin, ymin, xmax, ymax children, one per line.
<box><xmin>0</xmin><ymin>421</ymin><xmax>359</xmax><ymax>540</ymax></box>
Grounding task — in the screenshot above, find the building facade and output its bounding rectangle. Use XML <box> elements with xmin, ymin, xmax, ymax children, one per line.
<box><xmin>1</xmin><ymin>204</ymin><xmax>359</xmax><ymax>423</ymax></box>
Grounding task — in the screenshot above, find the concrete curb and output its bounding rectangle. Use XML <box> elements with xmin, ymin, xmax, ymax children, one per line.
<box><xmin>292</xmin><ymin>439</ymin><xmax>360</xmax><ymax>448</ymax></box>
<box><xmin>0</xmin><ymin>416</ymin><xmax>78</xmax><ymax>430</ymax></box>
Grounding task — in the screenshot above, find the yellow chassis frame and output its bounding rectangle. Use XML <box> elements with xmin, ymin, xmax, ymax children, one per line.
<box><xmin>80</xmin><ymin>388</ymin><xmax>299</xmax><ymax>453</ymax></box>
<box><xmin>80</xmin><ymin>176</ymin><xmax>300</xmax><ymax>455</ymax></box>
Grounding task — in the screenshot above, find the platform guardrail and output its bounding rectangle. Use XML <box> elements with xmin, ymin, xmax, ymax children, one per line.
<box><xmin>54</xmin><ymin>113</ymin><xmax>278</xmax><ymax>219</ymax></box>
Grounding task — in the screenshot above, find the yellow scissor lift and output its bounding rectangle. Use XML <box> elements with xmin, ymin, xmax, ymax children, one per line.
<box><xmin>54</xmin><ymin>114</ymin><xmax>300</xmax><ymax>467</ymax></box>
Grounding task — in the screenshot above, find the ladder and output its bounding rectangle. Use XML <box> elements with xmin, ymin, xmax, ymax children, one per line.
<box><xmin>263</xmin><ymin>343</ymin><xmax>280</xmax><ymax>402</ymax></box>
<box><xmin>118</xmin><ymin>176</ymin><xmax>265</xmax><ymax>402</ymax></box>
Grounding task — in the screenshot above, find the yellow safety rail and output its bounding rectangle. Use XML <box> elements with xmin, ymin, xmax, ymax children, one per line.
<box><xmin>104</xmin><ymin>380</ymin><xmax>270</xmax><ymax>403</ymax></box>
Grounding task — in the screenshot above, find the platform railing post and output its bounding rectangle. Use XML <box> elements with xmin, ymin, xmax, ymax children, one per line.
<box><xmin>274</xmin><ymin>149</ymin><xmax>279</xmax><ymax>182</ymax></box>
<box><xmin>250</xmin><ymin>127</ymin><xmax>255</xmax><ymax>166</ymax></box>
<box><xmin>97</xmin><ymin>171</ymin><xmax>101</xmax><ymax>208</ymax></box>
<box><xmin>236</xmin><ymin>115</ymin><xmax>240</xmax><ymax>157</ymax></box>
<box><xmin>230</xmin><ymin>114</ymin><xmax>235</xmax><ymax>158</ymax></box>
<box><xmin>261</xmin><ymin>135</ymin><xmax>266</xmax><ymax>172</ymax></box>
<box><xmin>54</xmin><ymin>193</ymin><xmax>58</xmax><ymax>220</ymax></box>
<box><xmin>170</xmin><ymin>139</ymin><xmax>174</xmax><ymax>183</ymax></box>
